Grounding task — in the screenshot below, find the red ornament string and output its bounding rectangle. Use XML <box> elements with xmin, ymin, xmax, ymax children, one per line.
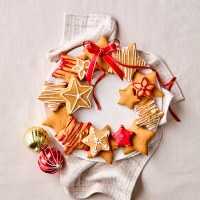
<box><xmin>92</xmin><ymin>63</ymin><xmax>107</xmax><ymax>110</ymax></box>
<box><xmin>82</xmin><ymin>39</ymin><xmax>181</xmax><ymax>122</ymax></box>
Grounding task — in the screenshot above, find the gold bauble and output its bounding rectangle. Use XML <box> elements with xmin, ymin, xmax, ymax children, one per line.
<box><xmin>24</xmin><ymin>127</ymin><xmax>49</xmax><ymax>153</ymax></box>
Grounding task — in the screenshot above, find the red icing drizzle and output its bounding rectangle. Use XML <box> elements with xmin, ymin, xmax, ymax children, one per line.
<box><xmin>52</xmin><ymin>53</ymin><xmax>77</xmax><ymax>77</ymax></box>
<box><xmin>133</xmin><ymin>77</ymin><xmax>155</xmax><ymax>98</ymax></box>
<box><xmin>55</xmin><ymin>116</ymin><xmax>91</xmax><ymax>154</ymax></box>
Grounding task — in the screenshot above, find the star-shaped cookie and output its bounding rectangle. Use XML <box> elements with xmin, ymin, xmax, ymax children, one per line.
<box><xmin>112</xmin><ymin>125</ymin><xmax>134</xmax><ymax>147</ymax></box>
<box><xmin>82</xmin><ymin>125</ymin><xmax>111</xmax><ymax>157</ymax></box>
<box><xmin>112</xmin><ymin>43</ymin><xmax>147</xmax><ymax>81</ymax></box>
<box><xmin>58</xmin><ymin>76</ymin><xmax>93</xmax><ymax>114</ymax></box>
<box><xmin>87</xmin><ymin>132</ymin><xmax>117</xmax><ymax>164</ymax></box>
<box><xmin>42</xmin><ymin>106</ymin><xmax>69</xmax><ymax>133</ymax></box>
<box><xmin>83</xmin><ymin>36</ymin><xmax>111</xmax><ymax>72</ymax></box>
<box><xmin>37</xmin><ymin>81</ymin><xmax>66</xmax><ymax>111</ymax></box>
<box><xmin>133</xmin><ymin>77</ymin><xmax>155</xmax><ymax>98</ymax></box>
<box><xmin>132</xmin><ymin>71</ymin><xmax>164</xmax><ymax>105</ymax></box>
<box><xmin>52</xmin><ymin>53</ymin><xmax>79</xmax><ymax>83</ymax></box>
<box><xmin>55</xmin><ymin>115</ymin><xmax>91</xmax><ymax>155</ymax></box>
<box><xmin>118</xmin><ymin>84</ymin><xmax>140</xmax><ymax>109</ymax></box>
<box><xmin>124</xmin><ymin>120</ymin><xmax>156</xmax><ymax>155</ymax></box>
<box><xmin>135</xmin><ymin>99</ymin><xmax>164</xmax><ymax>131</ymax></box>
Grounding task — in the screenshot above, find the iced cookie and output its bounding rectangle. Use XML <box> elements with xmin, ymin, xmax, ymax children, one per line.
<box><xmin>112</xmin><ymin>43</ymin><xmax>147</xmax><ymax>81</ymax></box>
<box><xmin>87</xmin><ymin>136</ymin><xmax>117</xmax><ymax>164</ymax></box>
<box><xmin>82</xmin><ymin>125</ymin><xmax>111</xmax><ymax>157</ymax></box>
<box><xmin>71</xmin><ymin>59</ymin><xmax>90</xmax><ymax>80</ymax></box>
<box><xmin>52</xmin><ymin>53</ymin><xmax>78</xmax><ymax>83</ymax></box>
<box><xmin>132</xmin><ymin>71</ymin><xmax>164</xmax><ymax>105</ymax></box>
<box><xmin>112</xmin><ymin>125</ymin><xmax>134</xmax><ymax>147</ymax></box>
<box><xmin>135</xmin><ymin>99</ymin><xmax>164</xmax><ymax>131</ymax></box>
<box><xmin>55</xmin><ymin>115</ymin><xmax>91</xmax><ymax>155</ymax></box>
<box><xmin>58</xmin><ymin>76</ymin><xmax>93</xmax><ymax>114</ymax></box>
<box><xmin>38</xmin><ymin>81</ymin><xmax>66</xmax><ymax>111</ymax></box>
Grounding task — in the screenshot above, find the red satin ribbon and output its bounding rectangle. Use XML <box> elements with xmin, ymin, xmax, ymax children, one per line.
<box><xmin>92</xmin><ymin>64</ymin><xmax>107</xmax><ymax>110</ymax></box>
<box><xmin>151</xmin><ymin>68</ymin><xmax>180</xmax><ymax>122</ymax></box>
<box><xmin>83</xmin><ymin>39</ymin><xmax>180</xmax><ymax>122</ymax></box>
<box><xmin>83</xmin><ymin>39</ymin><xmax>150</xmax><ymax>84</ymax></box>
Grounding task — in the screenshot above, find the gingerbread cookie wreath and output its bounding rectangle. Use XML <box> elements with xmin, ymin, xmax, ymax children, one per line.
<box><xmin>25</xmin><ymin>36</ymin><xmax>179</xmax><ymax>170</ymax></box>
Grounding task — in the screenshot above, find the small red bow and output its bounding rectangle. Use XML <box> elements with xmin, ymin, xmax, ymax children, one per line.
<box><xmin>83</xmin><ymin>39</ymin><xmax>124</xmax><ymax>84</ymax></box>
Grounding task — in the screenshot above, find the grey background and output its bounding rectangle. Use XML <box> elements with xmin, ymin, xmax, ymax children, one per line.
<box><xmin>0</xmin><ymin>0</ymin><xmax>199</xmax><ymax>199</ymax></box>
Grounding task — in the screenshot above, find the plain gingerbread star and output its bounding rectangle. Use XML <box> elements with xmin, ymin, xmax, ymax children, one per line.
<box><xmin>58</xmin><ymin>76</ymin><xmax>93</xmax><ymax>114</ymax></box>
<box><xmin>118</xmin><ymin>84</ymin><xmax>140</xmax><ymax>109</ymax></box>
<box><xmin>112</xmin><ymin>125</ymin><xmax>134</xmax><ymax>147</ymax></box>
<box><xmin>42</xmin><ymin>106</ymin><xmax>69</xmax><ymax>133</ymax></box>
<box><xmin>124</xmin><ymin>120</ymin><xmax>156</xmax><ymax>155</ymax></box>
<box><xmin>132</xmin><ymin>71</ymin><xmax>164</xmax><ymax>105</ymax></box>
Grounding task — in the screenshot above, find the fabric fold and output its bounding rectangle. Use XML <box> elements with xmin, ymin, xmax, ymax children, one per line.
<box><xmin>60</xmin><ymin>127</ymin><xmax>162</xmax><ymax>200</ymax></box>
<box><xmin>46</xmin><ymin>14</ymin><xmax>117</xmax><ymax>62</ymax></box>
<box><xmin>138</xmin><ymin>50</ymin><xmax>185</xmax><ymax>104</ymax></box>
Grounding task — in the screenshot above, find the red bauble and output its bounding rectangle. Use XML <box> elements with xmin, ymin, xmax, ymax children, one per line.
<box><xmin>38</xmin><ymin>148</ymin><xmax>64</xmax><ymax>174</ymax></box>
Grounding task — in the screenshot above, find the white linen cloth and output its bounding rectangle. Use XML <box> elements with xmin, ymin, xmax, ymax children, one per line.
<box><xmin>46</xmin><ymin>14</ymin><xmax>117</xmax><ymax>62</ymax></box>
<box><xmin>48</xmin><ymin>14</ymin><xmax>184</xmax><ymax>200</ymax></box>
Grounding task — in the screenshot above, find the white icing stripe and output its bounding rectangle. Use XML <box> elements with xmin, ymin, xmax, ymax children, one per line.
<box><xmin>83</xmin><ymin>127</ymin><xmax>110</xmax><ymax>156</ymax></box>
<box><xmin>135</xmin><ymin>100</ymin><xmax>164</xmax><ymax>131</ymax></box>
<box><xmin>112</xmin><ymin>44</ymin><xmax>147</xmax><ymax>81</ymax></box>
<box><xmin>38</xmin><ymin>81</ymin><xmax>66</xmax><ymax>111</ymax></box>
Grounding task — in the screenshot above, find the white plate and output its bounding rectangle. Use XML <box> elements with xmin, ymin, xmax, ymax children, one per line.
<box><xmin>43</xmin><ymin>47</ymin><xmax>173</xmax><ymax>162</ymax></box>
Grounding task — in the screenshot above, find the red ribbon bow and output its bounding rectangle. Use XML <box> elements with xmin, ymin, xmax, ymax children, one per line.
<box><xmin>83</xmin><ymin>39</ymin><xmax>123</xmax><ymax>84</ymax></box>
<box><xmin>83</xmin><ymin>39</ymin><xmax>150</xmax><ymax>84</ymax></box>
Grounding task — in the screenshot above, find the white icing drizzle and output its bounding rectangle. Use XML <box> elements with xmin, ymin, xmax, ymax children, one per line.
<box><xmin>38</xmin><ymin>82</ymin><xmax>66</xmax><ymax>111</ymax></box>
<box><xmin>111</xmin><ymin>43</ymin><xmax>147</xmax><ymax>81</ymax></box>
<box><xmin>135</xmin><ymin>100</ymin><xmax>164</xmax><ymax>131</ymax></box>
<box><xmin>82</xmin><ymin>127</ymin><xmax>110</xmax><ymax>156</ymax></box>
